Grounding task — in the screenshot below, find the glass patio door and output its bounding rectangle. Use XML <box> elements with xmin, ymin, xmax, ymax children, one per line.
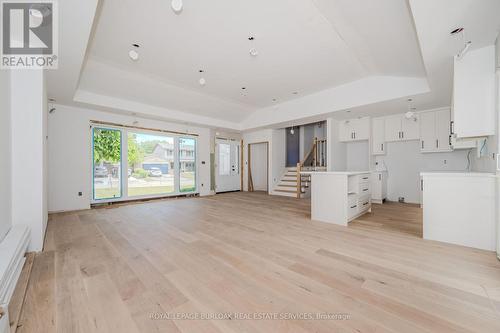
<box><xmin>92</xmin><ymin>127</ymin><xmax>122</xmax><ymax>200</ymax></box>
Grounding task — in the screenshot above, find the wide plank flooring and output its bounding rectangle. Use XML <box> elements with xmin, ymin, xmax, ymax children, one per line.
<box><xmin>17</xmin><ymin>192</ymin><xmax>500</xmax><ymax>333</ymax></box>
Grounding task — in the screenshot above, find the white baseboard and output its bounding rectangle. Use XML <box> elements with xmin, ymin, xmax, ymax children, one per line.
<box><xmin>0</xmin><ymin>225</ymin><xmax>30</xmax><ymax>306</ymax></box>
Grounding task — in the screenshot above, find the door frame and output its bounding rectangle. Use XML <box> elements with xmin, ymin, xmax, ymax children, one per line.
<box><xmin>215</xmin><ymin>137</ymin><xmax>242</xmax><ymax>193</ymax></box>
<box><xmin>247</xmin><ymin>141</ymin><xmax>269</xmax><ymax>192</ymax></box>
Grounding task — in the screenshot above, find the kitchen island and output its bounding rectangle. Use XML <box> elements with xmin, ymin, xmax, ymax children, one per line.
<box><xmin>301</xmin><ymin>171</ymin><xmax>372</xmax><ymax>226</ymax></box>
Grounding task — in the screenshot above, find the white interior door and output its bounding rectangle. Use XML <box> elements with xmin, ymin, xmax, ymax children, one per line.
<box><xmin>215</xmin><ymin>139</ymin><xmax>241</xmax><ymax>193</ymax></box>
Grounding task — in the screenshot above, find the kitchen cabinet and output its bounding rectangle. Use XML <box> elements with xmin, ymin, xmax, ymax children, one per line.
<box><xmin>419</xmin><ymin>108</ymin><xmax>452</xmax><ymax>152</ymax></box>
<box><xmin>452</xmin><ymin>45</ymin><xmax>495</xmax><ymax>138</ymax></box>
<box><xmin>339</xmin><ymin>117</ymin><xmax>370</xmax><ymax>142</ymax></box>
<box><xmin>371</xmin><ymin>118</ymin><xmax>385</xmax><ymax>155</ymax></box>
<box><xmin>385</xmin><ymin>114</ymin><xmax>419</xmax><ymax>142</ymax></box>
<box><xmin>371</xmin><ymin>171</ymin><xmax>387</xmax><ymax>204</ymax></box>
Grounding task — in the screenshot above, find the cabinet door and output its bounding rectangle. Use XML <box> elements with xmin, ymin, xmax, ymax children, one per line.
<box><xmin>338</xmin><ymin>120</ymin><xmax>353</xmax><ymax>142</ymax></box>
<box><xmin>372</xmin><ymin>118</ymin><xmax>385</xmax><ymax>155</ymax></box>
<box><xmin>353</xmin><ymin>117</ymin><xmax>370</xmax><ymax>140</ymax></box>
<box><xmin>384</xmin><ymin>115</ymin><xmax>401</xmax><ymax>142</ymax></box>
<box><xmin>419</xmin><ymin>111</ymin><xmax>436</xmax><ymax>152</ymax></box>
<box><xmin>401</xmin><ymin>115</ymin><xmax>419</xmax><ymax>140</ymax></box>
<box><xmin>436</xmin><ymin>109</ymin><xmax>452</xmax><ymax>151</ymax></box>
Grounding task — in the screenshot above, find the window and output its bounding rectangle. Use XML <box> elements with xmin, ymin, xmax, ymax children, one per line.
<box><xmin>92</xmin><ymin>127</ymin><xmax>122</xmax><ymax>200</ymax></box>
<box><xmin>91</xmin><ymin>125</ymin><xmax>197</xmax><ymax>202</ymax></box>
<box><xmin>218</xmin><ymin>143</ymin><xmax>230</xmax><ymax>176</ymax></box>
<box><xmin>127</xmin><ymin>132</ymin><xmax>175</xmax><ymax>197</ymax></box>
<box><xmin>179</xmin><ymin>137</ymin><xmax>196</xmax><ymax>192</ymax></box>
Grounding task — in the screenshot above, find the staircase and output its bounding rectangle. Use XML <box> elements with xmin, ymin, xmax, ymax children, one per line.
<box><xmin>272</xmin><ymin>137</ymin><xmax>327</xmax><ymax>198</ymax></box>
<box><xmin>273</xmin><ymin>167</ymin><xmax>311</xmax><ymax>198</ymax></box>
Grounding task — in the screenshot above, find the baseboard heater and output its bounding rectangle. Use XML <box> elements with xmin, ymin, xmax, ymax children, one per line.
<box><xmin>0</xmin><ymin>225</ymin><xmax>30</xmax><ymax>333</ymax></box>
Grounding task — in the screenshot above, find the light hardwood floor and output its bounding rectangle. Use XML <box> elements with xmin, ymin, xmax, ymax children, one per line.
<box><xmin>16</xmin><ymin>192</ymin><xmax>500</xmax><ymax>333</ymax></box>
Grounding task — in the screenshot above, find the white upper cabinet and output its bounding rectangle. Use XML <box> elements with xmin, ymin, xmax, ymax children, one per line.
<box><xmin>419</xmin><ymin>111</ymin><xmax>436</xmax><ymax>152</ymax></box>
<box><xmin>384</xmin><ymin>115</ymin><xmax>401</xmax><ymax>142</ymax></box>
<box><xmin>372</xmin><ymin>118</ymin><xmax>385</xmax><ymax>155</ymax></box>
<box><xmin>384</xmin><ymin>114</ymin><xmax>419</xmax><ymax>142</ymax></box>
<box><xmin>401</xmin><ymin>116</ymin><xmax>419</xmax><ymax>140</ymax></box>
<box><xmin>419</xmin><ymin>108</ymin><xmax>452</xmax><ymax>153</ymax></box>
<box><xmin>339</xmin><ymin>117</ymin><xmax>369</xmax><ymax>142</ymax></box>
<box><xmin>452</xmin><ymin>45</ymin><xmax>495</xmax><ymax>138</ymax></box>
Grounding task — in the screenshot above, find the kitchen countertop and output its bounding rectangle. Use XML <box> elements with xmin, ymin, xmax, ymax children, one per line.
<box><xmin>420</xmin><ymin>171</ymin><xmax>495</xmax><ymax>177</ymax></box>
<box><xmin>300</xmin><ymin>171</ymin><xmax>371</xmax><ymax>176</ymax></box>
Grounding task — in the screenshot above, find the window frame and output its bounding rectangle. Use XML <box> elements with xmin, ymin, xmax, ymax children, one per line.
<box><xmin>90</xmin><ymin>124</ymin><xmax>198</xmax><ymax>204</ymax></box>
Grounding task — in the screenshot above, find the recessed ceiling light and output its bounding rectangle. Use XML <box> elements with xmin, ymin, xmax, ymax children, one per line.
<box><xmin>199</xmin><ymin>78</ymin><xmax>206</xmax><ymax>86</ymax></box>
<box><xmin>171</xmin><ymin>0</ymin><xmax>183</xmax><ymax>14</ymax></box>
<box><xmin>129</xmin><ymin>50</ymin><xmax>139</xmax><ymax>61</ymax></box>
<box><xmin>249</xmin><ymin>48</ymin><xmax>258</xmax><ymax>57</ymax></box>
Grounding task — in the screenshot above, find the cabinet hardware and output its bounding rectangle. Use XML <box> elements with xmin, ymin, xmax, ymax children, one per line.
<box><xmin>398</xmin><ymin>131</ymin><xmax>401</xmax><ymax>139</ymax></box>
<box><xmin>436</xmin><ymin>139</ymin><xmax>439</xmax><ymax>148</ymax></box>
<box><xmin>402</xmin><ymin>131</ymin><xmax>404</xmax><ymax>139</ymax></box>
<box><xmin>381</xmin><ymin>143</ymin><xmax>384</xmax><ymax>151</ymax></box>
<box><xmin>450</xmin><ymin>121</ymin><xmax>454</xmax><ymax>135</ymax></box>
<box><xmin>350</xmin><ymin>205</ymin><xmax>357</xmax><ymax>209</ymax></box>
<box><xmin>362</xmin><ymin>177</ymin><xmax>368</xmax><ymax>180</ymax></box>
<box><xmin>449</xmin><ymin>135</ymin><xmax>452</xmax><ymax>146</ymax></box>
<box><xmin>378</xmin><ymin>174</ymin><xmax>381</xmax><ymax>181</ymax></box>
<box><xmin>421</xmin><ymin>141</ymin><xmax>424</xmax><ymax>149</ymax></box>
<box><xmin>420</xmin><ymin>179</ymin><xmax>423</xmax><ymax>191</ymax></box>
<box><xmin>363</xmin><ymin>202</ymin><xmax>368</xmax><ymax>206</ymax></box>
<box><xmin>362</xmin><ymin>188</ymin><xmax>368</xmax><ymax>192</ymax></box>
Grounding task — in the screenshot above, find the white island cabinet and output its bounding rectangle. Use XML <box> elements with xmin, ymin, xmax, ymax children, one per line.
<box><xmin>301</xmin><ymin>171</ymin><xmax>371</xmax><ymax>226</ymax></box>
<box><xmin>421</xmin><ymin>172</ymin><xmax>496</xmax><ymax>251</ymax></box>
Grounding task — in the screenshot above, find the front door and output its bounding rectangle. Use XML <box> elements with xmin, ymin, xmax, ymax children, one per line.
<box><xmin>215</xmin><ymin>139</ymin><xmax>241</xmax><ymax>192</ymax></box>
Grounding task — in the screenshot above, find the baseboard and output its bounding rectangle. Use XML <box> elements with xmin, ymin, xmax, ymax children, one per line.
<box><xmin>0</xmin><ymin>225</ymin><xmax>30</xmax><ymax>306</ymax></box>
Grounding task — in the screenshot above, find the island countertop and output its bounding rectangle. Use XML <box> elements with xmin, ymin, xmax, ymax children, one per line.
<box><xmin>300</xmin><ymin>171</ymin><xmax>371</xmax><ymax>176</ymax></box>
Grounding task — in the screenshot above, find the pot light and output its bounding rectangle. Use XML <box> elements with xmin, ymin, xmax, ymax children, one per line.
<box><xmin>199</xmin><ymin>77</ymin><xmax>206</xmax><ymax>86</ymax></box>
<box><xmin>249</xmin><ymin>48</ymin><xmax>258</xmax><ymax>57</ymax></box>
<box><xmin>129</xmin><ymin>50</ymin><xmax>139</xmax><ymax>61</ymax></box>
<box><xmin>171</xmin><ymin>0</ymin><xmax>183</xmax><ymax>14</ymax></box>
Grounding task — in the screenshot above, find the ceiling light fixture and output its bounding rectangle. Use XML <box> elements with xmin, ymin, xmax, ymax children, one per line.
<box><xmin>451</xmin><ymin>27</ymin><xmax>472</xmax><ymax>60</ymax></box>
<box><xmin>249</xmin><ymin>48</ymin><xmax>258</xmax><ymax>57</ymax></box>
<box><xmin>128</xmin><ymin>50</ymin><xmax>139</xmax><ymax>61</ymax></box>
<box><xmin>171</xmin><ymin>0</ymin><xmax>183</xmax><ymax>14</ymax></box>
<box><xmin>199</xmin><ymin>78</ymin><xmax>206</xmax><ymax>86</ymax></box>
<box><xmin>405</xmin><ymin>98</ymin><xmax>417</xmax><ymax>121</ymax></box>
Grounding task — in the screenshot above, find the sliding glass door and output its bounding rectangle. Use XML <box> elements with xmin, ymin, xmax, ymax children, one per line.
<box><xmin>92</xmin><ymin>125</ymin><xmax>197</xmax><ymax>202</ymax></box>
<box><xmin>179</xmin><ymin>137</ymin><xmax>196</xmax><ymax>192</ymax></box>
<box><xmin>92</xmin><ymin>127</ymin><xmax>122</xmax><ymax>200</ymax></box>
<box><xmin>127</xmin><ymin>132</ymin><xmax>175</xmax><ymax>197</ymax></box>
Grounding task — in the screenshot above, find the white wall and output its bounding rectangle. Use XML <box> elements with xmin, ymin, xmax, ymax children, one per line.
<box><xmin>11</xmin><ymin>69</ymin><xmax>47</xmax><ymax>251</ymax></box>
<box><xmin>48</xmin><ymin>104</ymin><xmax>212</xmax><ymax>213</ymax></box>
<box><xmin>242</xmin><ymin>128</ymin><xmax>285</xmax><ymax>193</ymax></box>
<box><xmin>346</xmin><ymin>141</ymin><xmax>369</xmax><ymax>171</ymax></box>
<box><xmin>327</xmin><ymin>118</ymin><xmax>347</xmax><ymax>171</ymax></box>
<box><xmin>0</xmin><ymin>69</ymin><xmax>12</xmax><ymax>242</ymax></box>
<box><xmin>271</xmin><ymin>129</ymin><xmax>286</xmax><ymax>189</ymax></box>
<box><xmin>250</xmin><ymin>143</ymin><xmax>268</xmax><ymax>191</ymax></box>
<box><xmin>374</xmin><ymin>141</ymin><xmax>472</xmax><ymax>203</ymax></box>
